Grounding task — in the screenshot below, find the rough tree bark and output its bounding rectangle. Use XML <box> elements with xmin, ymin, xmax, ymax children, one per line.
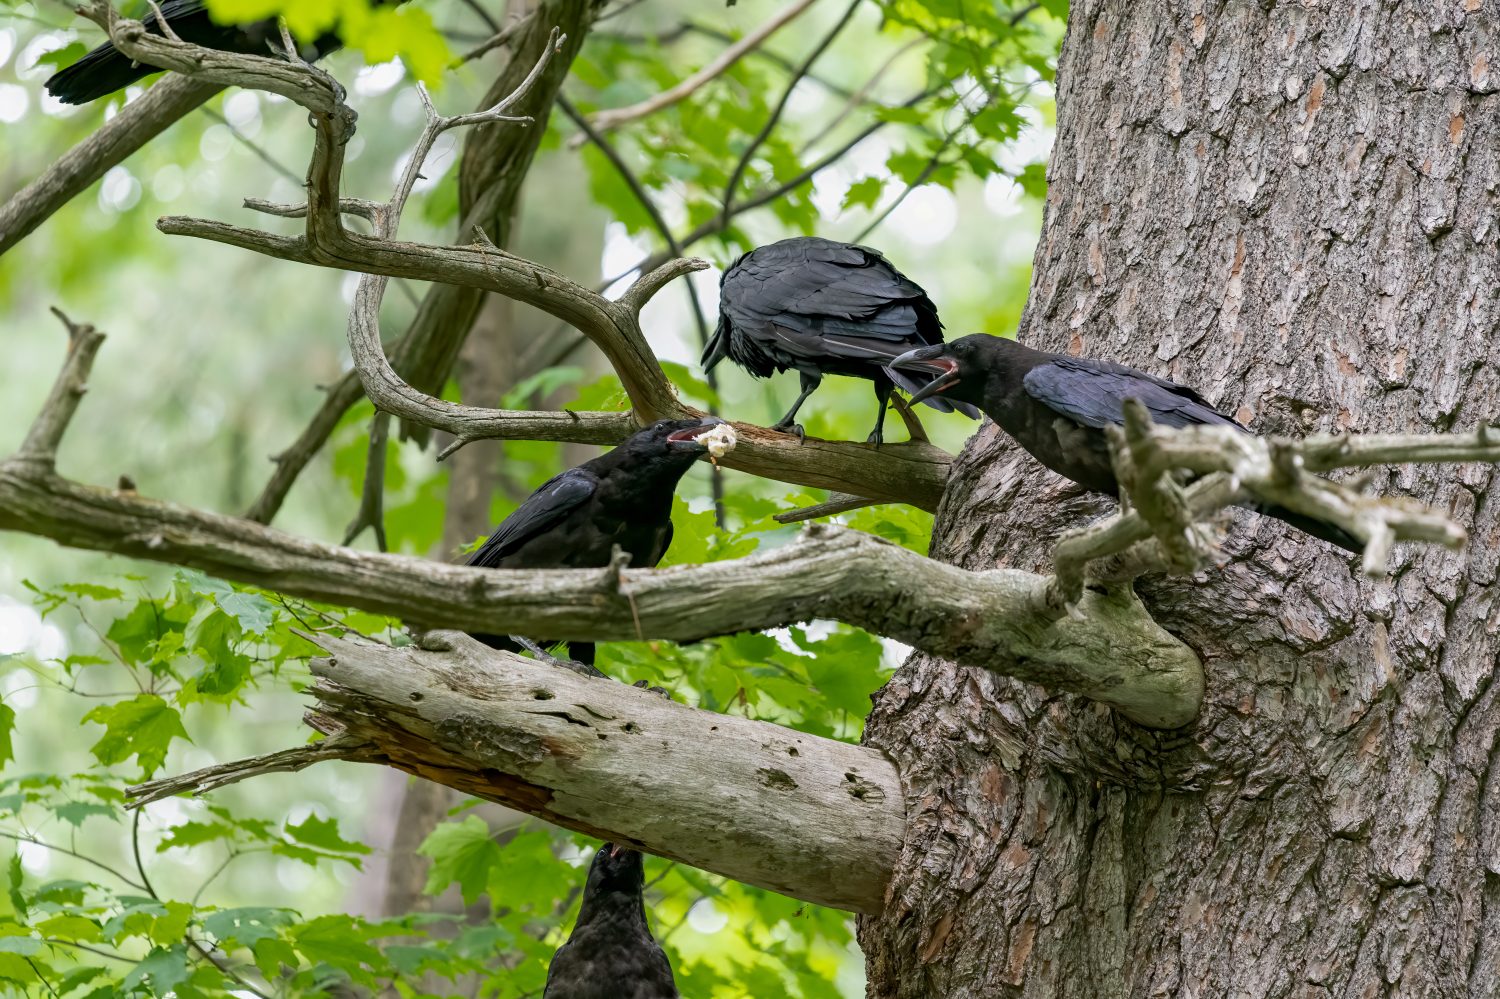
<box><xmin>861</xmin><ymin>2</ymin><xmax>1500</xmax><ymax>996</ymax></box>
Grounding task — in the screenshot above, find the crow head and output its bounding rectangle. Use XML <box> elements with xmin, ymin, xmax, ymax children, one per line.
<box><xmin>587</xmin><ymin>842</ymin><xmax>646</xmax><ymax>895</ymax></box>
<box><xmin>619</xmin><ymin>417</ymin><xmax>728</xmax><ymax>463</ymax></box>
<box><xmin>890</xmin><ymin>335</ymin><xmax>995</xmax><ymax>407</ymax></box>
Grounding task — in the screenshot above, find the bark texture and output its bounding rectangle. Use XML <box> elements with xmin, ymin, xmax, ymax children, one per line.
<box><xmin>862</xmin><ymin>2</ymin><xmax>1500</xmax><ymax>996</ymax></box>
<box><xmin>304</xmin><ymin>632</ymin><xmax>904</xmax><ymax>914</ymax></box>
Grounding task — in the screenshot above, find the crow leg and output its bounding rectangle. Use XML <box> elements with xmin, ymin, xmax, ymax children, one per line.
<box><xmin>771</xmin><ymin>372</ymin><xmax>820</xmax><ymax>443</ymax></box>
<box><xmin>867</xmin><ymin>377</ymin><xmax>895</xmax><ymax>446</ymax></box>
<box><xmin>509</xmin><ymin>635</ymin><xmax>606</xmax><ymax>679</ymax></box>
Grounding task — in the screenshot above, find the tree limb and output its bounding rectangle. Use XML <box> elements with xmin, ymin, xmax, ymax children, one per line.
<box><xmin>129</xmin><ymin>632</ymin><xmax>905</xmax><ymax>913</ymax></box>
<box><xmin>15</xmin><ymin>310</ymin><xmax>105</xmax><ymax>470</ymax></box>
<box><xmin>154</xmin><ymin>129</ymin><xmax>954</xmax><ymax>504</ymax></box>
<box><xmin>0</xmin><ymin>75</ymin><xmax>222</xmax><ymax>256</ymax></box>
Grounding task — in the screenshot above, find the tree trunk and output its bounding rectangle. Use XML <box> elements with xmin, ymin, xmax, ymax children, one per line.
<box><xmin>860</xmin><ymin>1</ymin><xmax>1500</xmax><ymax>996</ymax></box>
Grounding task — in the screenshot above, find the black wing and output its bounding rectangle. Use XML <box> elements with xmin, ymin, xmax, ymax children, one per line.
<box><xmin>719</xmin><ymin>237</ymin><xmax>942</xmax><ymax>352</ymax></box>
<box><xmin>1022</xmin><ymin>356</ymin><xmax>1244</xmax><ymax>432</ymax></box>
<box><xmin>466</xmin><ymin>469</ymin><xmax>596</xmax><ymax>569</ymax></box>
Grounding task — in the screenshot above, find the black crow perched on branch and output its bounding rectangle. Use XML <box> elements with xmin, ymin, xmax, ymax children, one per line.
<box><xmin>44</xmin><ymin>0</ymin><xmax>371</xmax><ymax>105</ymax></box>
<box><xmin>466</xmin><ymin>417</ymin><xmax>727</xmax><ymax>668</ymax></box>
<box><xmin>544</xmin><ymin>844</ymin><xmax>679</xmax><ymax>999</ymax></box>
<box><xmin>702</xmin><ymin>236</ymin><xmax>979</xmax><ymax>446</ymax></box>
<box><xmin>892</xmin><ymin>334</ymin><xmax>1361</xmax><ymax>552</ymax></box>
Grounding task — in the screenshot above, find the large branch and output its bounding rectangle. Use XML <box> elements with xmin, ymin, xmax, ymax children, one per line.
<box><xmin>128</xmin><ymin>632</ymin><xmax>904</xmax><ymax>913</ymax></box>
<box><xmin>249</xmin><ymin>2</ymin><xmax>599</xmax><ymax>522</ymax></box>
<box><xmin>0</xmin><ymin>445</ymin><xmax>1204</xmax><ymax>727</ymax></box>
<box><xmin>0</xmin><ymin>75</ymin><xmax>222</xmax><ymax>255</ymax></box>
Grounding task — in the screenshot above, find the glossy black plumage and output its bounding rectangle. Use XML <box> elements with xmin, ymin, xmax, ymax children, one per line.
<box><xmin>45</xmin><ymin>0</ymin><xmax>352</xmax><ymax>104</ymax></box>
<box><xmin>893</xmin><ymin>334</ymin><xmax>1361</xmax><ymax>552</ymax></box>
<box><xmin>465</xmin><ymin>418</ymin><xmax>720</xmax><ymax>666</ymax></box>
<box><xmin>544</xmin><ymin>845</ymin><xmax>677</xmax><ymax>999</ymax></box>
<box><xmin>702</xmin><ymin>236</ymin><xmax>979</xmax><ymax>445</ymax></box>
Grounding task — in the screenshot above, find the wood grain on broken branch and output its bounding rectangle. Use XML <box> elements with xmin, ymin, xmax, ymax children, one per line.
<box><xmin>132</xmin><ymin>632</ymin><xmax>906</xmax><ymax>914</ymax></box>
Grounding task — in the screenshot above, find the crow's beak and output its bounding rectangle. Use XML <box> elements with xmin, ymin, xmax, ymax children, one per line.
<box><xmin>666</xmin><ymin>416</ymin><xmax>726</xmax><ymax>448</ymax></box>
<box><xmin>891</xmin><ymin>348</ymin><xmax>960</xmax><ymax>406</ymax></box>
<box><xmin>607</xmin><ymin>843</ymin><xmax>625</xmax><ymax>859</ymax></box>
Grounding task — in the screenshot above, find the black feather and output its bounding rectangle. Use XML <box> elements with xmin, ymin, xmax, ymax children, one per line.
<box><xmin>462</xmin><ymin>419</ymin><xmax>710</xmax><ymax>664</ymax></box>
<box><xmin>544</xmin><ymin>847</ymin><xmax>678</xmax><ymax>999</ymax></box>
<box><xmin>896</xmin><ymin>334</ymin><xmax>1363</xmax><ymax>553</ymax></box>
<box><xmin>45</xmin><ymin>0</ymin><xmax>361</xmax><ymax>104</ymax></box>
<box><xmin>705</xmin><ymin>236</ymin><xmax>978</xmax><ymax>444</ymax></box>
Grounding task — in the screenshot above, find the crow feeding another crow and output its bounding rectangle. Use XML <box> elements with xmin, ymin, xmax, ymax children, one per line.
<box><xmin>465</xmin><ymin>417</ymin><xmax>727</xmax><ymax>669</ymax></box>
<box><xmin>703</xmin><ymin>236</ymin><xmax>979</xmax><ymax>445</ymax></box>
<box><xmin>543</xmin><ymin>844</ymin><xmax>679</xmax><ymax>999</ymax></box>
<box><xmin>892</xmin><ymin>334</ymin><xmax>1361</xmax><ymax>552</ymax></box>
<box><xmin>44</xmin><ymin>0</ymin><xmax>376</xmax><ymax>104</ymax></box>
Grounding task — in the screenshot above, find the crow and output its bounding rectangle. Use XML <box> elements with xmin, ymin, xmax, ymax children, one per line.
<box><xmin>465</xmin><ymin>417</ymin><xmax>724</xmax><ymax>668</ymax></box>
<box><xmin>702</xmin><ymin>236</ymin><xmax>979</xmax><ymax>446</ymax></box>
<box><xmin>44</xmin><ymin>0</ymin><xmax>367</xmax><ymax>105</ymax></box>
<box><xmin>892</xmin><ymin>334</ymin><xmax>1361</xmax><ymax>552</ymax></box>
<box><xmin>544</xmin><ymin>844</ymin><xmax>678</xmax><ymax>999</ymax></box>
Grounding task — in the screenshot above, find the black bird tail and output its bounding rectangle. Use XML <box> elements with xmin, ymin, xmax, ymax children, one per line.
<box><xmin>45</xmin><ymin>43</ymin><xmax>152</xmax><ymax>104</ymax></box>
<box><xmin>884</xmin><ymin>366</ymin><xmax>980</xmax><ymax>419</ymax></box>
<box><xmin>1248</xmin><ymin>502</ymin><xmax>1363</xmax><ymax>553</ymax></box>
<box><xmin>701</xmin><ymin>317</ymin><xmax>730</xmax><ymax>373</ymax></box>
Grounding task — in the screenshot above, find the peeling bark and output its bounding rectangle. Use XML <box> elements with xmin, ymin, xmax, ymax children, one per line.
<box><xmin>305</xmin><ymin>633</ymin><xmax>904</xmax><ymax>914</ymax></box>
<box><xmin>861</xmin><ymin>2</ymin><xmax>1500</xmax><ymax>995</ymax></box>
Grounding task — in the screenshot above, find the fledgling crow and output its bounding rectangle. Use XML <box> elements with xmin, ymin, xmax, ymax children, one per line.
<box><xmin>702</xmin><ymin>236</ymin><xmax>979</xmax><ymax>446</ymax></box>
<box><xmin>466</xmin><ymin>417</ymin><xmax>725</xmax><ymax>667</ymax></box>
<box><xmin>892</xmin><ymin>334</ymin><xmax>1361</xmax><ymax>552</ymax></box>
<box><xmin>544</xmin><ymin>844</ymin><xmax>678</xmax><ymax>999</ymax></box>
<box><xmin>44</xmin><ymin>0</ymin><xmax>375</xmax><ymax>105</ymax></box>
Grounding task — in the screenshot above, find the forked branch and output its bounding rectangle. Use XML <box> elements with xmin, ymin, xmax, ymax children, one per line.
<box><xmin>102</xmin><ymin>12</ymin><xmax>950</xmax><ymax>509</ymax></box>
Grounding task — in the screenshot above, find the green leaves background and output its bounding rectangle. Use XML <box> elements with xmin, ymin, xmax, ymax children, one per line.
<box><xmin>0</xmin><ymin>0</ymin><xmax>1059</xmax><ymax>993</ymax></box>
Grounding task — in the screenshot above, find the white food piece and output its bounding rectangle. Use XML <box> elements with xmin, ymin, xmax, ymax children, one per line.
<box><xmin>700</xmin><ymin>422</ymin><xmax>738</xmax><ymax>461</ymax></box>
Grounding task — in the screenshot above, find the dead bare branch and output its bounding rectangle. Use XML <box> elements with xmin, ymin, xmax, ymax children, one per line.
<box><xmin>128</xmin><ymin>634</ymin><xmax>905</xmax><ymax>914</ymax></box>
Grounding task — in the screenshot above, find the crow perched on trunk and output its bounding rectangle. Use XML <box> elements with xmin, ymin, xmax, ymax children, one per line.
<box><xmin>892</xmin><ymin>334</ymin><xmax>1361</xmax><ymax>552</ymax></box>
<box><xmin>44</xmin><ymin>0</ymin><xmax>370</xmax><ymax>104</ymax></box>
<box><xmin>702</xmin><ymin>236</ymin><xmax>979</xmax><ymax>445</ymax></box>
<box><xmin>544</xmin><ymin>845</ymin><xmax>678</xmax><ymax>999</ymax></box>
<box><xmin>465</xmin><ymin>417</ymin><xmax>724</xmax><ymax>668</ymax></box>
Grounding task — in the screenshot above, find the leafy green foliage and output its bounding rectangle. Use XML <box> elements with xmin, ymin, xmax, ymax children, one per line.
<box><xmin>203</xmin><ymin>0</ymin><xmax>452</xmax><ymax>83</ymax></box>
<box><xmin>2</xmin><ymin>0</ymin><xmax>1059</xmax><ymax>992</ymax></box>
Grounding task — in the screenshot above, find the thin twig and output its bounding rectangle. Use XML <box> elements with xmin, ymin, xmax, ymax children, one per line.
<box><xmin>0</xmin><ymin>831</ymin><xmax>146</xmax><ymax>891</ymax></box>
<box><xmin>802</xmin><ymin>36</ymin><xmax>924</xmax><ymax>149</ymax></box>
<box><xmin>16</xmin><ymin>309</ymin><xmax>105</xmax><ymax>468</ymax></box>
<box><xmin>199</xmin><ymin>107</ymin><xmax>302</xmax><ymax>185</ymax></box>
<box><xmin>343</xmin><ymin>411</ymin><xmax>391</xmax><ymax>550</ymax></box>
<box><xmin>557</xmin><ymin>94</ymin><xmax>726</xmax><ymax>526</ymax></box>
<box><xmin>585</xmin><ymin>0</ymin><xmax>820</xmax><ymax>134</ymax></box>
<box><xmin>721</xmin><ymin>0</ymin><xmax>864</xmax><ymax>222</ymax></box>
<box><xmin>455</xmin><ymin>0</ymin><xmax>501</xmax><ymax>35</ymax></box>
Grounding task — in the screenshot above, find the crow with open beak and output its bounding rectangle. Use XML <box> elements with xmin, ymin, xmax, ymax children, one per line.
<box><xmin>466</xmin><ymin>417</ymin><xmax>725</xmax><ymax>667</ymax></box>
<box><xmin>891</xmin><ymin>334</ymin><xmax>1361</xmax><ymax>552</ymax></box>
<box><xmin>702</xmin><ymin>236</ymin><xmax>979</xmax><ymax>445</ymax></box>
<box><xmin>544</xmin><ymin>844</ymin><xmax>679</xmax><ymax>999</ymax></box>
<box><xmin>44</xmin><ymin>0</ymin><xmax>398</xmax><ymax>105</ymax></box>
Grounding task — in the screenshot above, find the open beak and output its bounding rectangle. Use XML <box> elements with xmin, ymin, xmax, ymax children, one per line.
<box><xmin>891</xmin><ymin>347</ymin><xmax>961</xmax><ymax>406</ymax></box>
<box><xmin>606</xmin><ymin>843</ymin><xmax>625</xmax><ymax>859</ymax></box>
<box><xmin>666</xmin><ymin>416</ymin><xmax>726</xmax><ymax>448</ymax></box>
